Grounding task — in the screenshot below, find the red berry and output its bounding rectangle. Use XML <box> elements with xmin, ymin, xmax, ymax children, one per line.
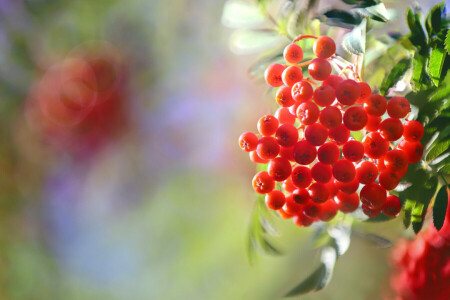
<box><xmin>329</xmin><ymin>124</ymin><xmax>350</xmax><ymax>145</ymax></box>
<box><xmin>361</xmin><ymin>204</ymin><xmax>381</xmax><ymax>218</ymax></box>
<box><xmin>296</xmin><ymin>101</ymin><xmax>319</xmax><ymax>125</ymax></box>
<box><xmin>282</xmin><ymin>65</ymin><xmax>303</xmax><ymax>87</ymax></box>
<box><xmin>291</xmin><ymin>165</ymin><xmax>312</xmax><ymax>188</ymax></box>
<box><xmin>379</xmin><ymin>170</ymin><xmax>400</xmax><ymax>190</ymax></box>
<box><xmin>379</xmin><ymin>118</ymin><xmax>404</xmax><ymax>141</ymax></box>
<box><xmin>275</xmin><ymin>124</ymin><xmax>299</xmax><ymax>147</ymax></box>
<box><xmin>342</xmin><ymin>140</ymin><xmax>364</xmax><ymax>162</ymax></box>
<box><xmin>355</xmin><ymin>161</ymin><xmax>378</xmax><ymax>184</ymax></box>
<box><xmin>311</xmin><ymin>162</ymin><xmax>333</xmax><ymax>183</ymax></box>
<box><xmin>382</xmin><ymin>195</ymin><xmax>401</xmax><ymax>216</ymax></box>
<box><xmin>362</xmin><ymin>132</ymin><xmax>389</xmax><ymax>159</ymax></box>
<box><xmin>357</xmin><ymin>82</ymin><xmax>372</xmax><ymax>104</ymax></box>
<box><xmin>396</xmin><ymin>164</ymin><xmax>408</xmax><ymax>178</ymax></box>
<box><xmin>309</xmin><ymin>182</ymin><xmax>330</xmax><ymax>203</ymax></box>
<box><xmin>335</xmin><ymin>178</ymin><xmax>359</xmax><ymax>194</ymax></box>
<box><xmin>313</xmin><ymin>36</ymin><xmax>336</xmax><ymax>59</ymax></box>
<box><xmin>293</xmin><ymin>140</ymin><xmax>317</xmax><ymax>165</ymax></box>
<box><xmin>284</xmin><ymin>194</ymin><xmax>303</xmax><ymax>215</ymax></box>
<box><xmin>365</xmin><ymin>114</ymin><xmax>381</xmax><ymax>132</ymax></box>
<box><xmin>278</xmin><ymin>206</ymin><xmax>294</xmax><ymax>219</ymax></box>
<box><xmin>336</xmin><ymin>79</ymin><xmax>361</xmax><ymax>105</ymax></box>
<box><xmin>275</xmin><ymin>107</ymin><xmax>296</xmax><ymax>125</ymax></box>
<box><xmin>239</xmin><ymin>131</ymin><xmax>258</xmax><ymax>152</ymax></box>
<box><xmin>292</xmin><ymin>80</ymin><xmax>313</xmax><ymax>102</ymax></box>
<box><xmin>318</xmin><ymin>199</ymin><xmax>338</xmax><ymax>221</ymax></box>
<box><xmin>308</xmin><ymin>58</ymin><xmax>331</xmax><ymax>81</ymax></box>
<box><xmin>303</xmin><ymin>199</ymin><xmax>322</xmax><ymax>218</ymax></box>
<box><xmin>265</xmin><ymin>190</ymin><xmax>286</xmax><ymax>210</ymax></box>
<box><xmin>252</xmin><ymin>171</ymin><xmax>275</xmax><ymax>194</ymax></box>
<box><xmin>313</xmin><ymin>84</ymin><xmax>336</xmax><ymax>107</ymax></box>
<box><xmin>318</xmin><ymin>142</ymin><xmax>340</xmax><ymax>164</ymax></box>
<box><xmin>279</xmin><ymin>146</ymin><xmax>295</xmax><ymax>161</ymax></box>
<box><xmin>343</xmin><ymin>106</ymin><xmax>368</xmax><ymax>131</ymax></box>
<box><xmin>283</xmin><ymin>177</ymin><xmax>296</xmax><ymax>193</ymax></box>
<box><xmin>319</xmin><ymin>106</ymin><xmax>342</xmax><ymax>129</ymax></box>
<box><xmin>257</xmin><ymin>115</ymin><xmax>279</xmax><ymax>136</ymax></box>
<box><xmin>292</xmin><ymin>213</ymin><xmax>314</xmax><ymax>227</ymax></box>
<box><xmin>398</xmin><ymin>140</ymin><xmax>423</xmax><ymax>164</ymax></box>
<box><xmin>387</xmin><ymin>96</ymin><xmax>410</xmax><ymax>118</ymax></box>
<box><xmin>305</xmin><ymin>123</ymin><xmax>328</xmax><ymax>146</ymax></box>
<box><xmin>268</xmin><ymin>157</ymin><xmax>292</xmax><ymax>181</ymax></box>
<box><xmin>326</xmin><ymin>180</ymin><xmax>338</xmax><ymax>197</ymax></box>
<box><xmin>264</xmin><ymin>63</ymin><xmax>286</xmax><ymax>87</ymax></box>
<box><xmin>289</xmin><ymin>102</ymin><xmax>300</xmax><ymax>115</ymax></box>
<box><xmin>384</xmin><ymin>149</ymin><xmax>408</xmax><ymax>172</ymax></box>
<box><xmin>256</xmin><ymin>136</ymin><xmax>280</xmax><ymax>159</ymax></box>
<box><xmin>364</xmin><ymin>94</ymin><xmax>387</xmax><ymax>116</ymax></box>
<box><xmin>360</xmin><ymin>183</ymin><xmax>386</xmax><ymax>209</ymax></box>
<box><xmin>283</xmin><ymin>43</ymin><xmax>303</xmax><ymax>64</ymax></box>
<box><xmin>403</xmin><ymin>120</ymin><xmax>424</xmax><ymax>142</ymax></box>
<box><xmin>292</xmin><ymin>188</ymin><xmax>310</xmax><ymax>205</ymax></box>
<box><xmin>276</xmin><ymin>86</ymin><xmax>295</xmax><ymax>107</ymax></box>
<box><xmin>333</xmin><ymin>159</ymin><xmax>356</xmax><ymax>183</ymax></box>
<box><xmin>249</xmin><ymin>150</ymin><xmax>269</xmax><ymax>164</ymax></box>
<box><xmin>322</xmin><ymin>75</ymin><xmax>343</xmax><ymax>89</ymax></box>
<box><xmin>336</xmin><ymin>191</ymin><xmax>360</xmax><ymax>213</ymax></box>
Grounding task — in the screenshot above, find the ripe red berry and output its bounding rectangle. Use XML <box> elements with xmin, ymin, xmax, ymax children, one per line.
<box><xmin>265</xmin><ymin>190</ymin><xmax>286</xmax><ymax>210</ymax></box>
<box><xmin>329</xmin><ymin>124</ymin><xmax>350</xmax><ymax>145</ymax></box>
<box><xmin>379</xmin><ymin>170</ymin><xmax>400</xmax><ymax>190</ymax></box>
<box><xmin>362</xmin><ymin>132</ymin><xmax>389</xmax><ymax>159</ymax></box>
<box><xmin>364</xmin><ymin>94</ymin><xmax>387</xmax><ymax>116</ymax></box>
<box><xmin>382</xmin><ymin>195</ymin><xmax>401</xmax><ymax>216</ymax></box>
<box><xmin>264</xmin><ymin>63</ymin><xmax>286</xmax><ymax>87</ymax></box>
<box><xmin>296</xmin><ymin>101</ymin><xmax>319</xmax><ymax>125</ymax></box>
<box><xmin>355</xmin><ymin>161</ymin><xmax>378</xmax><ymax>184</ymax></box>
<box><xmin>379</xmin><ymin>118</ymin><xmax>404</xmax><ymax>141</ymax></box>
<box><xmin>313</xmin><ymin>84</ymin><xmax>336</xmax><ymax>107</ymax></box>
<box><xmin>336</xmin><ymin>79</ymin><xmax>361</xmax><ymax>105</ymax></box>
<box><xmin>293</xmin><ymin>140</ymin><xmax>317</xmax><ymax>165</ymax></box>
<box><xmin>275</xmin><ymin>107</ymin><xmax>296</xmax><ymax>125</ymax></box>
<box><xmin>303</xmin><ymin>200</ymin><xmax>322</xmax><ymax>218</ymax></box>
<box><xmin>362</xmin><ymin>204</ymin><xmax>381</xmax><ymax>218</ymax></box>
<box><xmin>275</xmin><ymin>124</ymin><xmax>299</xmax><ymax>147</ymax></box>
<box><xmin>403</xmin><ymin>120</ymin><xmax>424</xmax><ymax>142</ymax></box>
<box><xmin>257</xmin><ymin>115</ymin><xmax>279</xmax><ymax>136</ymax></box>
<box><xmin>342</xmin><ymin>140</ymin><xmax>364</xmax><ymax>162</ymax></box>
<box><xmin>360</xmin><ymin>183</ymin><xmax>386</xmax><ymax>209</ymax></box>
<box><xmin>384</xmin><ymin>149</ymin><xmax>408</xmax><ymax>172</ymax></box>
<box><xmin>335</xmin><ymin>178</ymin><xmax>359</xmax><ymax>194</ymax></box>
<box><xmin>318</xmin><ymin>200</ymin><xmax>338</xmax><ymax>221</ymax></box>
<box><xmin>279</xmin><ymin>146</ymin><xmax>295</xmax><ymax>161</ymax></box>
<box><xmin>239</xmin><ymin>131</ymin><xmax>259</xmax><ymax>152</ymax></box>
<box><xmin>308</xmin><ymin>58</ymin><xmax>332</xmax><ymax>81</ymax></box>
<box><xmin>289</xmin><ymin>102</ymin><xmax>300</xmax><ymax>115</ymax></box>
<box><xmin>398</xmin><ymin>140</ymin><xmax>423</xmax><ymax>164</ymax></box>
<box><xmin>336</xmin><ymin>191</ymin><xmax>360</xmax><ymax>213</ymax></box>
<box><xmin>313</xmin><ymin>36</ymin><xmax>336</xmax><ymax>59</ymax></box>
<box><xmin>249</xmin><ymin>150</ymin><xmax>270</xmax><ymax>164</ymax></box>
<box><xmin>284</xmin><ymin>194</ymin><xmax>303</xmax><ymax>215</ymax></box>
<box><xmin>276</xmin><ymin>86</ymin><xmax>295</xmax><ymax>107</ymax></box>
<box><xmin>291</xmin><ymin>165</ymin><xmax>312</xmax><ymax>188</ymax></box>
<box><xmin>256</xmin><ymin>136</ymin><xmax>280</xmax><ymax>159</ymax></box>
<box><xmin>283</xmin><ymin>43</ymin><xmax>303</xmax><ymax>64</ymax></box>
<box><xmin>292</xmin><ymin>80</ymin><xmax>313</xmax><ymax>102</ymax></box>
<box><xmin>319</xmin><ymin>106</ymin><xmax>342</xmax><ymax>129</ymax></box>
<box><xmin>318</xmin><ymin>142</ymin><xmax>340</xmax><ymax>164</ymax></box>
<box><xmin>268</xmin><ymin>157</ymin><xmax>292</xmax><ymax>181</ymax></box>
<box><xmin>282</xmin><ymin>65</ymin><xmax>303</xmax><ymax>87</ymax></box>
<box><xmin>305</xmin><ymin>123</ymin><xmax>328</xmax><ymax>146</ymax></box>
<box><xmin>311</xmin><ymin>162</ymin><xmax>333</xmax><ymax>183</ymax></box>
<box><xmin>292</xmin><ymin>188</ymin><xmax>310</xmax><ymax>205</ymax></box>
<box><xmin>357</xmin><ymin>82</ymin><xmax>372</xmax><ymax>104</ymax></box>
<box><xmin>292</xmin><ymin>213</ymin><xmax>314</xmax><ymax>227</ymax></box>
<box><xmin>278</xmin><ymin>206</ymin><xmax>294</xmax><ymax>219</ymax></box>
<box><xmin>309</xmin><ymin>182</ymin><xmax>330</xmax><ymax>203</ymax></box>
<box><xmin>343</xmin><ymin>106</ymin><xmax>368</xmax><ymax>131</ymax></box>
<box><xmin>396</xmin><ymin>164</ymin><xmax>408</xmax><ymax>178</ymax></box>
<box><xmin>252</xmin><ymin>171</ymin><xmax>275</xmax><ymax>194</ymax></box>
<box><xmin>326</xmin><ymin>180</ymin><xmax>338</xmax><ymax>197</ymax></box>
<box><xmin>387</xmin><ymin>96</ymin><xmax>410</xmax><ymax>118</ymax></box>
<box><xmin>283</xmin><ymin>177</ymin><xmax>296</xmax><ymax>193</ymax></box>
<box><xmin>322</xmin><ymin>75</ymin><xmax>343</xmax><ymax>89</ymax></box>
<box><xmin>365</xmin><ymin>114</ymin><xmax>381</xmax><ymax>132</ymax></box>
<box><xmin>333</xmin><ymin>159</ymin><xmax>356</xmax><ymax>183</ymax></box>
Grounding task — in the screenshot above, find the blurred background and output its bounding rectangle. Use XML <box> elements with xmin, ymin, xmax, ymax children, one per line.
<box><xmin>0</xmin><ymin>0</ymin><xmax>441</xmax><ymax>299</ymax></box>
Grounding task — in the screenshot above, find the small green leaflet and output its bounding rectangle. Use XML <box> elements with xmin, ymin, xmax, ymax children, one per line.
<box><xmin>406</xmin><ymin>8</ymin><xmax>427</xmax><ymax>49</ymax></box>
<box><xmin>322</xmin><ymin>10</ymin><xmax>362</xmax><ymax>28</ymax></box>
<box><xmin>446</xmin><ymin>30</ymin><xmax>450</xmax><ymax>54</ymax></box>
<box><xmin>343</xmin><ymin>18</ymin><xmax>366</xmax><ymax>55</ymax></box>
<box><xmin>433</xmin><ymin>185</ymin><xmax>449</xmax><ymax>231</ymax></box>
<box><xmin>427</xmin><ymin>48</ymin><xmax>446</xmax><ymax>86</ymax></box>
<box><xmin>352</xmin><ymin>3</ymin><xmax>389</xmax><ymax>23</ymax></box>
<box><xmin>426</xmin><ymin>140</ymin><xmax>450</xmax><ymax>162</ymax></box>
<box><xmin>380</xmin><ymin>57</ymin><xmax>411</xmax><ymax>95</ymax></box>
<box><xmin>425</xmin><ymin>1</ymin><xmax>446</xmax><ymax>37</ymax></box>
<box><xmin>403</xmin><ymin>199</ymin><xmax>414</xmax><ymax>229</ymax></box>
<box><xmin>411</xmin><ymin>54</ymin><xmax>427</xmax><ymax>90</ymax></box>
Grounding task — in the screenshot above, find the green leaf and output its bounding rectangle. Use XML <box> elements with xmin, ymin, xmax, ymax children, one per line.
<box><xmin>439</xmin><ymin>164</ymin><xmax>450</xmax><ymax>174</ymax></box>
<box><xmin>426</xmin><ymin>140</ymin><xmax>450</xmax><ymax>162</ymax></box>
<box><xmin>411</xmin><ymin>54</ymin><xmax>427</xmax><ymax>90</ymax></box>
<box><xmin>403</xmin><ymin>199</ymin><xmax>414</xmax><ymax>228</ymax></box>
<box><xmin>430</xmin><ymin>79</ymin><xmax>450</xmax><ymax>102</ymax></box>
<box><xmin>425</xmin><ymin>2</ymin><xmax>445</xmax><ymax>37</ymax></box>
<box><xmin>433</xmin><ymin>185</ymin><xmax>449</xmax><ymax>230</ymax></box>
<box><xmin>406</xmin><ymin>8</ymin><xmax>428</xmax><ymax>50</ymax></box>
<box><xmin>342</xmin><ymin>18</ymin><xmax>366</xmax><ymax>55</ymax></box>
<box><xmin>229</xmin><ymin>29</ymin><xmax>285</xmax><ymax>55</ymax></box>
<box><xmin>221</xmin><ymin>0</ymin><xmax>266</xmax><ymax>29</ymax></box>
<box><xmin>445</xmin><ymin>30</ymin><xmax>450</xmax><ymax>54</ymax></box>
<box><xmin>428</xmin><ymin>48</ymin><xmax>446</xmax><ymax>86</ymax></box>
<box><xmin>322</xmin><ymin>10</ymin><xmax>362</xmax><ymax>28</ymax></box>
<box><xmin>352</xmin><ymin>231</ymin><xmax>393</xmax><ymax>248</ymax></box>
<box><xmin>363</xmin><ymin>212</ymin><xmax>395</xmax><ymax>223</ymax></box>
<box><xmin>380</xmin><ymin>57</ymin><xmax>412</xmax><ymax>95</ymax></box>
<box><xmin>352</xmin><ymin>3</ymin><xmax>389</xmax><ymax>23</ymax></box>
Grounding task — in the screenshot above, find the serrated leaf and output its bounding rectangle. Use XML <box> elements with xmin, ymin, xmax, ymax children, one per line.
<box><xmin>229</xmin><ymin>29</ymin><xmax>285</xmax><ymax>55</ymax></box>
<box><xmin>445</xmin><ymin>30</ymin><xmax>450</xmax><ymax>54</ymax></box>
<box><xmin>343</xmin><ymin>18</ymin><xmax>366</xmax><ymax>55</ymax></box>
<box><xmin>352</xmin><ymin>3</ymin><xmax>389</xmax><ymax>23</ymax></box>
<box><xmin>426</xmin><ymin>140</ymin><xmax>450</xmax><ymax>162</ymax></box>
<box><xmin>433</xmin><ymin>185</ymin><xmax>449</xmax><ymax>230</ymax></box>
<box><xmin>406</xmin><ymin>8</ymin><xmax>428</xmax><ymax>49</ymax></box>
<box><xmin>428</xmin><ymin>48</ymin><xmax>446</xmax><ymax>86</ymax></box>
<box><xmin>221</xmin><ymin>0</ymin><xmax>266</xmax><ymax>29</ymax></box>
<box><xmin>430</xmin><ymin>81</ymin><xmax>450</xmax><ymax>102</ymax></box>
<box><xmin>411</xmin><ymin>54</ymin><xmax>427</xmax><ymax>90</ymax></box>
<box><xmin>380</xmin><ymin>57</ymin><xmax>411</xmax><ymax>95</ymax></box>
<box><xmin>425</xmin><ymin>1</ymin><xmax>445</xmax><ymax>37</ymax></box>
<box><xmin>412</xmin><ymin>218</ymin><xmax>425</xmax><ymax>233</ymax></box>
<box><xmin>322</xmin><ymin>10</ymin><xmax>362</xmax><ymax>28</ymax></box>
<box><xmin>403</xmin><ymin>199</ymin><xmax>414</xmax><ymax>228</ymax></box>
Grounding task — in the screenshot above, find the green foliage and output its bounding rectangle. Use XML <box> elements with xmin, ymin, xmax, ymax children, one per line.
<box><xmin>343</xmin><ymin>19</ymin><xmax>366</xmax><ymax>55</ymax></box>
<box><xmin>380</xmin><ymin>57</ymin><xmax>411</xmax><ymax>95</ymax></box>
<box><xmin>433</xmin><ymin>185</ymin><xmax>449</xmax><ymax>230</ymax></box>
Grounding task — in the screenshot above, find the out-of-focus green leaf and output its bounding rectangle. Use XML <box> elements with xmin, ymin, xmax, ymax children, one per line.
<box><xmin>363</xmin><ymin>213</ymin><xmax>395</xmax><ymax>223</ymax></box>
<box><xmin>426</xmin><ymin>140</ymin><xmax>450</xmax><ymax>162</ymax></box>
<box><xmin>229</xmin><ymin>29</ymin><xmax>285</xmax><ymax>55</ymax></box>
<box><xmin>433</xmin><ymin>185</ymin><xmax>448</xmax><ymax>230</ymax></box>
<box><xmin>425</xmin><ymin>1</ymin><xmax>446</xmax><ymax>37</ymax></box>
<box><xmin>343</xmin><ymin>18</ymin><xmax>366</xmax><ymax>55</ymax></box>
<box><xmin>352</xmin><ymin>3</ymin><xmax>389</xmax><ymax>23</ymax></box>
<box><xmin>221</xmin><ymin>0</ymin><xmax>266</xmax><ymax>29</ymax></box>
<box><xmin>380</xmin><ymin>57</ymin><xmax>411</xmax><ymax>95</ymax></box>
<box><xmin>428</xmin><ymin>48</ymin><xmax>446</xmax><ymax>86</ymax></box>
<box><xmin>248</xmin><ymin>51</ymin><xmax>284</xmax><ymax>78</ymax></box>
<box><xmin>322</xmin><ymin>10</ymin><xmax>362</xmax><ymax>28</ymax></box>
<box><xmin>403</xmin><ymin>199</ymin><xmax>414</xmax><ymax>228</ymax></box>
<box><xmin>352</xmin><ymin>231</ymin><xmax>393</xmax><ymax>248</ymax></box>
<box><xmin>439</xmin><ymin>164</ymin><xmax>450</xmax><ymax>174</ymax></box>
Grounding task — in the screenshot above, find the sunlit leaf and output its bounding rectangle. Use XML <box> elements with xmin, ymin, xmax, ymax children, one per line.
<box><xmin>446</xmin><ymin>30</ymin><xmax>450</xmax><ymax>54</ymax></box>
<box><xmin>426</xmin><ymin>140</ymin><xmax>450</xmax><ymax>162</ymax></box>
<box><xmin>221</xmin><ymin>0</ymin><xmax>266</xmax><ymax>29</ymax></box>
<box><xmin>433</xmin><ymin>185</ymin><xmax>449</xmax><ymax>230</ymax></box>
<box><xmin>380</xmin><ymin>57</ymin><xmax>411</xmax><ymax>95</ymax></box>
<box><xmin>427</xmin><ymin>48</ymin><xmax>446</xmax><ymax>86</ymax></box>
<box><xmin>352</xmin><ymin>3</ymin><xmax>389</xmax><ymax>23</ymax></box>
<box><xmin>229</xmin><ymin>29</ymin><xmax>285</xmax><ymax>55</ymax></box>
<box><xmin>406</xmin><ymin>8</ymin><xmax>427</xmax><ymax>49</ymax></box>
<box><xmin>425</xmin><ymin>1</ymin><xmax>446</xmax><ymax>37</ymax></box>
<box><xmin>343</xmin><ymin>18</ymin><xmax>366</xmax><ymax>55</ymax></box>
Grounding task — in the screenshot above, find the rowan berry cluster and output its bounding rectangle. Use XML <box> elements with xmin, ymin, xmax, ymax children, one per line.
<box><xmin>238</xmin><ymin>35</ymin><xmax>425</xmax><ymax>227</ymax></box>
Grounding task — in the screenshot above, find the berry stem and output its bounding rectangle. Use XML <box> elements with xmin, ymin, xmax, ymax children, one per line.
<box><xmin>292</xmin><ymin>34</ymin><xmax>318</xmax><ymax>43</ymax></box>
<box><xmin>296</xmin><ymin>59</ymin><xmax>313</xmax><ymax>68</ymax></box>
